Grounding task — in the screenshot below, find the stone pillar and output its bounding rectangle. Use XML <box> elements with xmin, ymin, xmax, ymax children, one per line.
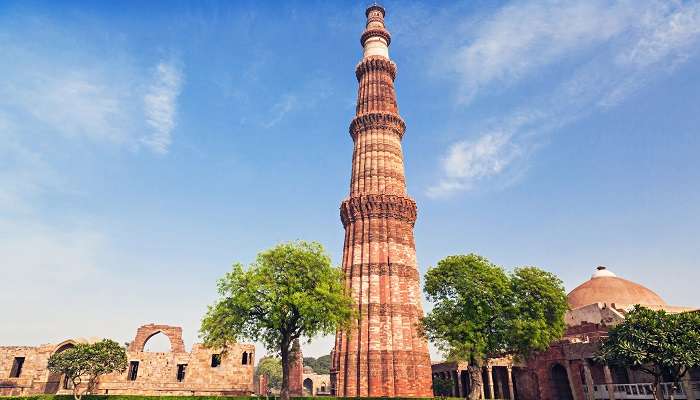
<box><xmin>507</xmin><ymin>366</ymin><xmax>515</xmax><ymax>400</ymax></box>
<box><xmin>289</xmin><ymin>339</ymin><xmax>304</xmax><ymax>397</ymax></box>
<box><xmin>454</xmin><ymin>369</ymin><xmax>461</xmax><ymax>398</ymax></box>
<box><xmin>565</xmin><ymin>362</ymin><xmax>581</xmax><ymax>400</ymax></box>
<box><xmin>683</xmin><ymin>373</ymin><xmax>696</xmax><ymax>400</ymax></box>
<box><xmin>583</xmin><ymin>361</ymin><xmax>595</xmax><ymax>400</ymax></box>
<box><xmin>487</xmin><ymin>366</ymin><xmax>495</xmax><ymax>399</ymax></box>
<box><xmin>603</xmin><ymin>365</ymin><xmax>616</xmax><ymax>400</ymax></box>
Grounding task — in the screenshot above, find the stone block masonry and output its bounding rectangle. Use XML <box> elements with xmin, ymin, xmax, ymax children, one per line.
<box><xmin>0</xmin><ymin>324</ymin><xmax>254</xmax><ymax>396</ymax></box>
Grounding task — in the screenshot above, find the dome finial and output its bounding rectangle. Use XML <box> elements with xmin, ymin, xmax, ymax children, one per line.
<box><xmin>592</xmin><ymin>265</ymin><xmax>616</xmax><ymax>278</ymax></box>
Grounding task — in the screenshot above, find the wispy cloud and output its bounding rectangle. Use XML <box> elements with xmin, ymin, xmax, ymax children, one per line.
<box><xmin>0</xmin><ymin>19</ymin><xmax>184</xmax><ymax>154</ymax></box>
<box><xmin>429</xmin><ymin>0</ymin><xmax>700</xmax><ymax>198</ymax></box>
<box><xmin>143</xmin><ymin>62</ymin><xmax>184</xmax><ymax>154</ymax></box>
<box><xmin>451</xmin><ymin>0</ymin><xmax>638</xmax><ymax>103</ymax></box>
<box><xmin>261</xmin><ymin>75</ymin><xmax>333</xmax><ymax>128</ymax></box>
<box><xmin>263</xmin><ymin>94</ymin><xmax>299</xmax><ymax>128</ymax></box>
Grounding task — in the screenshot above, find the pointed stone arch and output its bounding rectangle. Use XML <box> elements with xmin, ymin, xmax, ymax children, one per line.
<box><xmin>128</xmin><ymin>324</ymin><xmax>186</xmax><ymax>353</ymax></box>
<box><xmin>45</xmin><ymin>340</ymin><xmax>79</xmax><ymax>394</ymax></box>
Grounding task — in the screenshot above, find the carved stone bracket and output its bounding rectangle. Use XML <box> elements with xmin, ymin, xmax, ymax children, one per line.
<box><xmin>360</xmin><ymin>28</ymin><xmax>392</xmax><ymax>47</ymax></box>
<box><xmin>355</xmin><ymin>56</ymin><xmax>397</xmax><ymax>81</ymax></box>
<box><xmin>349</xmin><ymin>112</ymin><xmax>405</xmax><ymax>140</ymax></box>
<box><xmin>340</xmin><ymin>194</ymin><xmax>417</xmax><ymax>227</ymax></box>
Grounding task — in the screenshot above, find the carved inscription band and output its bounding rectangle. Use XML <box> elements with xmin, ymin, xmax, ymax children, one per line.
<box><xmin>356</xmin><ymin>303</ymin><xmax>424</xmax><ymax>318</ymax></box>
<box><xmin>345</xmin><ymin>262</ymin><xmax>420</xmax><ymax>280</ymax></box>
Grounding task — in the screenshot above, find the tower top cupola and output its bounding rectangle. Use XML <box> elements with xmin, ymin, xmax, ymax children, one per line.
<box><xmin>361</xmin><ymin>4</ymin><xmax>391</xmax><ymax>59</ymax></box>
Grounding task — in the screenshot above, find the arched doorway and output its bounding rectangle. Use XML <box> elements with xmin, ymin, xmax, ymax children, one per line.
<box><xmin>45</xmin><ymin>342</ymin><xmax>76</xmax><ymax>394</ymax></box>
<box><xmin>551</xmin><ymin>364</ymin><xmax>574</xmax><ymax>400</ymax></box>
<box><xmin>303</xmin><ymin>378</ymin><xmax>314</xmax><ymax>395</ymax></box>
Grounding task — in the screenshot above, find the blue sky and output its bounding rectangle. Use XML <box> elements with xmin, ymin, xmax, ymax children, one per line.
<box><xmin>1</xmin><ymin>0</ymin><xmax>699</xmax><ymax>360</ymax></box>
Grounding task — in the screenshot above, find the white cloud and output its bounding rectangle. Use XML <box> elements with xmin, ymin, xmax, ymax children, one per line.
<box><xmin>0</xmin><ymin>25</ymin><xmax>184</xmax><ymax>154</ymax></box>
<box><xmin>142</xmin><ymin>62</ymin><xmax>184</xmax><ymax>154</ymax></box>
<box><xmin>452</xmin><ymin>0</ymin><xmax>638</xmax><ymax>103</ymax></box>
<box><xmin>620</xmin><ymin>1</ymin><xmax>700</xmax><ymax>68</ymax></box>
<box><xmin>430</xmin><ymin>0</ymin><xmax>700</xmax><ymax>197</ymax></box>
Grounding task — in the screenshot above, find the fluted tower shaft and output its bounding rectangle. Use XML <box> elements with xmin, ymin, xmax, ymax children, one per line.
<box><xmin>330</xmin><ymin>5</ymin><xmax>433</xmax><ymax>398</ymax></box>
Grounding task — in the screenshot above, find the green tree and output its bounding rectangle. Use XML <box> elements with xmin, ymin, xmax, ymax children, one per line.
<box><xmin>421</xmin><ymin>254</ymin><xmax>568</xmax><ymax>400</ymax></box>
<box><xmin>303</xmin><ymin>354</ymin><xmax>331</xmax><ymax>374</ymax></box>
<box><xmin>597</xmin><ymin>306</ymin><xmax>700</xmax><ymax>400</ymax></box>
<box><xmin>46</xmin><ymin>339</ymin><xmax>127</xmax><ymax>400</ymax></box>
<box><xmin>432</xmin><ymin>375</ymin><xmax>453</xmax><ymax>398</ymax></box>
<box><xmin>256</xmin><ymin>356</ymin><xmax>283</xmax><ymax>391</ymax></box>
<box><xmin>200</xmin><ymin>241</ymin><xmax>354</xmax><ymax>400</ymax></box>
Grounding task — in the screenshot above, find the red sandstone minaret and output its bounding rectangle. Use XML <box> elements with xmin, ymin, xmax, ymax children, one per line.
<box><xmin>330</xmin><ymin>4</ymin><xmax>433</xmax><ymax>397</ymax></box>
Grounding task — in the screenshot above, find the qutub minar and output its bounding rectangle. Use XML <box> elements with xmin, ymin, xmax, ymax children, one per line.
<box><xmin>330</xmin><ymin>4</ymin><xmax>434</xmax><ymax>397</ymax></box>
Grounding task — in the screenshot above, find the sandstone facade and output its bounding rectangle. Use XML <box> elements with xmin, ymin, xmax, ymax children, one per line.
<box><xmin>0</xmin><ymin>324</ymin><xmax>254</xmax><ymax>396</ymax></box>
<box><xmin>330</xmin><ymin>4</ymin><xmax>433</xmax><ymax>398</ymax></box>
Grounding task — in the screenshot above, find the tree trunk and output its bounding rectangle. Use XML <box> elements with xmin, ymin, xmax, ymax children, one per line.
<box><xmin>72</xmin><ymin>378</ymin><xmax>82</xmax><ymax>400</ymax></box>
<box><xmin>468</xmin><ymin>365</ymin><xmax>484</xmax><ymax>400</ymax></box>
<box><xmin>652</xmin><ymin>376</ymin><xmax>662</xmax><ymax>400</ymax></box>
<box><xmin>280</xmin><ymin>343</ymin><xmax>290</xmax><ymax>400</ymax></box>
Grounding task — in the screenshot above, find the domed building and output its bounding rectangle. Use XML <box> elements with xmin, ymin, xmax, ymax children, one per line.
<box><xmin>431</xmin><ymin>266</ymin><xmax>698</xmax><ymax>400</ymax></box>
<box><xmin>568</xmin><ymin>266</ymin><xmax>666</xmax><ymax>310</ymax></box>
<box><xmin>524</xmin><ymin>266</ymin><xmax>698</xmax><ymax>400</ymax></box>
<box><xmin>564</xmin><ymin>266</ymin><xmax>692</xmax><ymax>329</ymax></box>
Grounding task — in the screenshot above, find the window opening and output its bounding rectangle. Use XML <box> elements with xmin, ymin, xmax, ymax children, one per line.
<box><xmin>128</xmin><ymin>361</ymin><xmax>139</xmax><ymax>381</ymax></box>
<box><xmin>9</xmin><ymin>357</ymin><xmax>25</xmax><ymax>378</ymax></box>
<box><xmin>211</xmin><ymin>354</ymin><xmax>222</xmax><ymax>367</ymax></box>
<box><xmin>177</xmin><ymin>364</ymin><xmax>187</xmax><ymax>382</ymax></box>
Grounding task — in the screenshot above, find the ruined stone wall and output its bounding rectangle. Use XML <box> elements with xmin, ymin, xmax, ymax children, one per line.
<box><xmin>99</xmin><ymin>343</ymin><xmax>255</xmax><ymax>396</ymax></box>
<box><xmin>0</xmin><ymin>325</ymin><xmax>255</xmax><ymax>396</ymax></box>
<box><xmin>0</xmin><ymin>345</ymin><xmax>55</xmax><ymax>396</ymax></box>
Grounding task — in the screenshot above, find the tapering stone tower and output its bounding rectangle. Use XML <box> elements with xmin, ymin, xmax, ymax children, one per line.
<box><xmin>330</xmin><ymin>5</ymin><xmax>433</xmax><ymax>397</ymax></box>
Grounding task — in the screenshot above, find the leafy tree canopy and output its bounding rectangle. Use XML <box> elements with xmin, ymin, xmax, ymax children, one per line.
<box><xmin>256</xmin><ymin>356</ymin><xmax>283</xmax><ymax>390</ymax></box>
<box><xmin>46</xmin><ymin>339</ymin><xmax>127</xmax><ymax>400</ymax></box>
<box><xmin>422</xmin><ymin>254</ymin><xmax>568</xmax><ymax>400</ymax></box>
<box><xmin>597</xmin><ymin>305</ymin><xmax>700</xmax><ymax>399</ymax></box>
<box><xmin>200</xmin><ymin>241</ymin><xmax>354</xmax><ymax>400</ymax></box>
<box><xmin>303</xmin><ymin>354</ymin><xmax>331</xmax><ymax>375</ymax></box>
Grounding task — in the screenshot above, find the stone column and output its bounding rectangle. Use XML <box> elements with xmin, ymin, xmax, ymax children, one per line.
<box><xmin>603</xmin><ymin>365</ymin><xmax>616</xmax><ymax>400</ymax></box>
<box><xmin>487</xmin><ymin>366</ymin><xmax>495</xmax><ymax>399</ymax></box>
<box><xmin>454</xmin><ymin>369</ymin><xmax>461</xmax><ymax>398</ymax></box>
<box><xmin>683</xmin><ymin>372</ymin><xmax>696</xmax><ymax>400</ymax></box>
<box><xmin>565</xmin><ymin>362</ymin><xmax>581</xmax><ymax>400</ymax></box>
<box><xmin>507</xmin><ymin>366</ymin><xmax>515</xmax><ymax>400</ymax></box>
<box><xmin>583</xmin><ymin>361</ymin><xmax>595</xmax><ymax>400</ymax></box>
